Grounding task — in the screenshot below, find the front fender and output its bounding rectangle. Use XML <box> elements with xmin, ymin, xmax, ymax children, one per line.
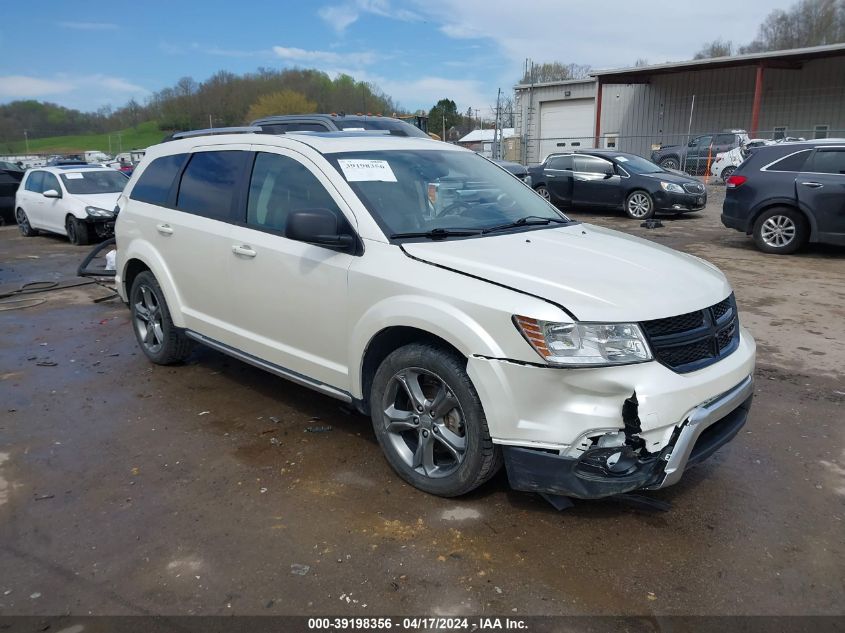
<box><xmin>348</xmin><ymin>295</ymin><xmax>509</xmax><ymax>399</ymax></box>
<box><xmin>118</xmin><ymin>238</ymin><xmax>186</xmax><ymax>328</ymax></box>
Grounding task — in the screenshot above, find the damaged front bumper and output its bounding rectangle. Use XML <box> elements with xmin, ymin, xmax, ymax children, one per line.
<box><xmin>502</xmin><ymin>375</ymin><xmax>754</xmax><ymax>499</ymax></box>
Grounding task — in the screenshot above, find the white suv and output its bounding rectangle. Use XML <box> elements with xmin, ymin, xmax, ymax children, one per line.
<box><xmin>16</xmin><ymin>165</ymin><xmax>127</xmax><ymax>244</ymax></box>
<box><xmin>114</xmin><ymin>129</ymin><xmax>756</xmax><ymax>500</ymax></box>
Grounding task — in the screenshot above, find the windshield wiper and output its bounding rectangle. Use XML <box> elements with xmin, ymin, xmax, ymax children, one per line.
<box><xmin>390</xmin><ymin>227</ymin><xmax>482</xmax><ymax>240</ymax></box>
<box><xmin>481</xmin><ymin>215</ymin><xmax>567</xmax><ymax>234</ymax></box>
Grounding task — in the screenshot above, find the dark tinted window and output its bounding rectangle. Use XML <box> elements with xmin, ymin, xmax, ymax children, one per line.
<box><xmin>547</xmin><ymin>156</ymin><xmax>573</xmax><ymax>170</ymax></box>
<box><xmin>247</xmin><ymin>152</ymin><xmax>342</xmax><ymax>232</ymax></box>
<box><xmin>42</xmin><ymin>173</ymin><xmax>60</xmax><ymax>193</ymax></box>
<box><xmin>131</xmin><ymin>154</ymin><xmax>187</xmax><ymax>204</ymax></box>
<box><xmin>25</xmin><ymin>171</ymin><xmax>44</xmax><ymax>193</ymax></box>
<box><xmin>574</xmin><ymin>155</ymin><xmax>613</xmax><ymax>173</ymax></box>
<box><xmin>287</xmin><ymin>122</ymin><xmax>331</xmax><ymax>132</ymax></box>
<box><xmin>767</xmin><ymin>149</ymin><xmax>812</xmax><ymax>172</ymax></box>
<box><xmin>809</xmin><ymin>149</ymin><xmax>845</xmax><ymax>175</ymax></box>
<box><xmin>714</xmin><ymin>134</ymin><xmax>736</xmax><ymax>145</ymax></box>
<box><xmin>176</xmin><ymin>151</ymin><xmax>248</xmax><ymax>220</ymax></box>
<box><xmin>261</xmin><ymin>124</ymin><xmax>288</xmax><ymax>134</ymax></box>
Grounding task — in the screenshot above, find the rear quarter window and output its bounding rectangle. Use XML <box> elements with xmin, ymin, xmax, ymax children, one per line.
<box><xmin>764</xmin><ymin>149</ymin><xmax>812</xmax><ymax>173</ymax></box>
<box><xmin>131</xmin><ymin>154</ymin><xmax>188</xmax><ymax>205</ymax></box>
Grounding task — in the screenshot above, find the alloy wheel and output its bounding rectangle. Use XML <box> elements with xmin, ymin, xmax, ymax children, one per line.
<box><xmin>760</xmin><ymin>214</ymin><xmax>796</xmax><ymax>248</ymax></box>
<box><xmin>661</xmin><ymin>158</ymin><xmax>679</xmax><ymax>170</ymax></box>
<box><xmin>381</xmin><ymin>367</ymin><xmax>467</xmax><ymax>479</ymax></box>
<box><xmin>627</xmin><ymin>193</ymin><xmax>652</xmax><ymax>218</ymax></box>
<box><xmin>134</xmin><ymin>284</ymin><xmax>165</xmax><ymax>354</ymax></box>
<box><xmin>16</xmin><ymin>208</ymin><xmax>30</xmax><ymax>235</ymax></box>
<box><xmin>537</xmin><ymin>187</ymin><xmax>550</xmax><ymax>201</ymax></box>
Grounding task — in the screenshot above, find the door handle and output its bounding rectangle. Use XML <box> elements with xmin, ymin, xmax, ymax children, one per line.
<box><xmin>800</xmin><ymin>181</ymin><xmax>824</xmax><ymax>188</ymax></box>
<box><xmin>232</xmin><ymin>244</ymin><xmax>257</xmax><ymax>258</ymax></box>
<box><xmin>156</xmin><ymin>223</ymin><xmax>174</xmax><ymax>235</ymax></box>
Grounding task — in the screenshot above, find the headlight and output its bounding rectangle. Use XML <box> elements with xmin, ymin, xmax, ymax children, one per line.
<box><xmin>514</xmin><ymin>316</ymin><xmax>652</xmax><ymax>366</ymax></box>
<box><xmin>660</xmin><ymin>182</ymin><xmax>684</xmax><ymax>193</ymax></box>
<box><xmin>85</xmin><ymin>206</ymin><xmax>114</xmax><ymax>218</ymax></box>
<box><xmin>521</xmin><ymin>174</ymin><xmax>532</xmax><ymax>186</ymax></box>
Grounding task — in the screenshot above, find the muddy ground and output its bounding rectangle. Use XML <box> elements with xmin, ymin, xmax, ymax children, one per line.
<box><xmin>1</xmin><ymin>186</ymin><xmax>843</xmax><ymax>617</ymax></box>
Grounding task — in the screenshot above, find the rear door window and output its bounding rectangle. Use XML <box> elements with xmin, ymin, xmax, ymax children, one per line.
<box><xmin>808</xmin><ymin>149</ymin><xmax>845</xmax><ymax>175</ymax></box>
<box><xmin>766</xmin><ymin>150</ymin><xmax>812</xmax><ymax>172</ymax></box>
<box><xmin>176</xmin><ymin>150</ymin><xmax>249</xmax><ymax>221</ymax></box>
<box><xmin>25</xmin><ymin>171</ymin><xmax>44</xmax><ymax>193</ymax></box>
<box><xmin>131</xmin><ymin>154</ymin><xmax>188</xmax><ymax>205</ymax></box>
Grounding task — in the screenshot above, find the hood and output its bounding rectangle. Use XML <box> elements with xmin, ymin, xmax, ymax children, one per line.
<box><xmin>639</xmin><ymin>171</ymin><xmax>699</xmax><ymax>185</ymax></box>
<box><xmin>403</xmin><ymin>224</ymin><xmax>730</xmax><ymax>322</ymax></box>
<box><xmin>73</xmin><ymin>192</ymin><xmax>121</xmax><ymax>210</ymax></box>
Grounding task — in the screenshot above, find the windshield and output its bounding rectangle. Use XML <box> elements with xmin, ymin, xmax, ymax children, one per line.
<box><xmin>60</xmin><ymin>170</ymin><xmax>128</xmax><ymax>194</ymax></box>
<box><xmin>328</xmin><ymin>150</ymin><xmax>569</xmax><ymax>237</ymax></box>
<box><xmin>614</xmin><ymin>155</ymin><xmax>664</xmax><ymax>174</ymax></box>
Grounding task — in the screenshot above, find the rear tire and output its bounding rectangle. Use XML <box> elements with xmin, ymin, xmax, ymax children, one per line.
<box><xmin>15</xmin><ymin>207</ymin><xmax>38</xmax><ymax>237</ymax></box>
<box><xmin>66</xmin><ymin>215</ymin><xmax>91</xmax><ymax>245</ymax></box>
<box><xmin>535</xmin><ymin>185</ymin><xmax>551</xmax><ymax>202</ymax></box>
<box><xmin>752</xmin><ymin>207</ymin><xmax>808</xmax><ymax>255</ymax></box>
<box><xmin>659</xmin><ymin>157</ymin><xmax>680</xmax><ymax>171</ymax></box>
<box><xmin>369</xmin><ymin>343</ymin><xmax>501</xmax><ymax>497</ymax></box>
<box><xmin>721</xmin><ymin>166</ymin><xmax>735</xmax><ymax>183</ymax></box>
<box><xmin>130</xmin><ymin>271</ymin><xmax>193</xmax><ymax>364</ymax></box>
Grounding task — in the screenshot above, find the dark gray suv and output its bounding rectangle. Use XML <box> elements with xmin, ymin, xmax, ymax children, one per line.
<box><xmin>721</xmin><ymin>139</ymin><xmax>845</xmax><ymax>254</ymax></box>
<box><xmin>250</xmin><ymin>113</ymin><xmax>430</xmax><ymax>138</ymax></box>
<box><xmin>651</xmin><ymin>131</ymin><xmax>747</xmax><ymax>174</ymax></box>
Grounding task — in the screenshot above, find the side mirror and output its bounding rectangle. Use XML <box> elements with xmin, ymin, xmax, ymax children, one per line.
<box><xmin>43</xmin><ymin>189</ymin><xmax>61</xmax><ymax>198</ymax></box>
<box><xmin>286</xmin><ymin>208</ymin><xmax>355</xmax><ymax>253</ymax></box>
<box><xmin>603</xmin><ymin>170</ymin><xmax>614</xmax><ymax>179</ymax></box>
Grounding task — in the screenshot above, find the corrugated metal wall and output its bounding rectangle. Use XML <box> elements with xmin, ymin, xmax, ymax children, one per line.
<box><xmin>604</xmin><ymin>56</ymin><xmax>845</xmax><ymax>156</ymax></box>
<box><xmin>516</xmin><ymin>55</ymin><xmax>845</xmax><ymax>163</ymax></box>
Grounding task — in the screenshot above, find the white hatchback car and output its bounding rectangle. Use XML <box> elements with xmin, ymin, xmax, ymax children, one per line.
<box><xmin>114</xmin><ymin>129</ymin><xmax>756</xmax><ymax>501</ymax></box>
<box><xmin>15</xmin><ymin>165</ymin><xmax>128</xmax><ymax>244</ymax></box>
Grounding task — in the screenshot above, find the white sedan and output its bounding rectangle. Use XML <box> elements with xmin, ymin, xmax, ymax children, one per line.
<box><xmin>15</xmin><ymin>166</ymin><xmax>128</xmax><ymax>245</ymax></box>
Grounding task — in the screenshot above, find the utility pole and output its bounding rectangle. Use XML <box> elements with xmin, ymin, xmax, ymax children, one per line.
<box><xmin>209</xmin><ymin>114</ymin><xmax>213</xmax><ymax>128</ymax></box>
<box><xmin>494</xmin><ymin>88</ymin><xmax>502</xmax><ymax>159</ymax></box>
<box><xmin>442</xmin><ymin>115</ymin><xmax>446</xmax><ymax>142</ymax></box>
<box><xmin>117</xmin><ymin>132</ymin><xmax>123</xmax><ymax>154</ymax></box>
<box><xmin>23</xmin><ymin>129</ymin><xmax>29</xmax><ymax>154</ymax></box>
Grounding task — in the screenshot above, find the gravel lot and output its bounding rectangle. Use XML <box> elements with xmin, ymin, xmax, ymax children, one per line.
<box><xmin>1</xmin><ymin>185</ymin><xmax>843</xmax><ymax>618</ymax></box>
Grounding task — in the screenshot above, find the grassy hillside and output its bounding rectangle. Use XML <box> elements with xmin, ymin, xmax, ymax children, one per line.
<box><xmin>1</xmin><ymin>121</ymin><xmax>171</xmax><ymax>155</ymax></box>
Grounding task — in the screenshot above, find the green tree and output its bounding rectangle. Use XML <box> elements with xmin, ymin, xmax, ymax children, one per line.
<box><xmin>693</xmin><ymin>38</ymin><xmax>734</xmax><ymax>59</ymax></box>
<box><xmin>428</xmin><ymin>98</ymin><xmax>460</xmax><ymax>139</ymax></box>
<box><xmin>246</xmin><ymin>90</ymin><xmax>318</xmax><ymax>121</ymax></box>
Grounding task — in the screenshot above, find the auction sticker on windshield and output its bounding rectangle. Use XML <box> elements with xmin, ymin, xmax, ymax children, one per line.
<box><xmin>338</xmin><ymin>159</ymin><xmax>397</xmax><ymax>182</ymax></box>
<box><xmin>65</xmin><ymin>173</ymin><xmax>85</xmax><ymax>179</ymax></box>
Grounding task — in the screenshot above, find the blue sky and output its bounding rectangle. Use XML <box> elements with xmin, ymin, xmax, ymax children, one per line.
<box><xmin>0</xmin><ymin>0</ymin><xmax>790</xmax><ymax>115</ymax></box>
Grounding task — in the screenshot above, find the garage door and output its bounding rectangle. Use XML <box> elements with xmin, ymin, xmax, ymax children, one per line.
<box><xmin>539</xmin><ymin>99</ymin><xmax>595</xmax><ymax>162</ymax></box>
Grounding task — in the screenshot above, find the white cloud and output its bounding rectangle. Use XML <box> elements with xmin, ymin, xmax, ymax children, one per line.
<box><xmin>273</xmin><ymin>46</ymin><xmax>377</xmax><ymax>66</ymax></box>
<box><xmin>58</xmin><ymin>21</ymin><xmax>119</xmax><ymax>31</ymax></box>
<box><xmin>377</xmin><ymin>76</ymin><xmax>492</xmax><ymax>115</ymax></box>
<box><xmin>413</xmin><ymin>0</ymin><xmax>793</xmax><ymax>71</ymax></box>
<box><xmin>318</xmin><ymin>0</ymin><xmax>420</xmax><ymax>32</ymax></box>
<box><xmin>0</xmin><ymin>74</ymin><xmax>148</xmax><ymax>110</ymax></box>
<box><xmin>0</xmin><ymin>76</ymin><xmax>75</xmax><ymax>98</ymax></box>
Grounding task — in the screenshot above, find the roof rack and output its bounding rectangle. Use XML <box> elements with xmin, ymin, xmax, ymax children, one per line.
<box><xmin>170</xmin><ymin>126</ymin><xmax>263</xmax><ymax>140</ymax></box>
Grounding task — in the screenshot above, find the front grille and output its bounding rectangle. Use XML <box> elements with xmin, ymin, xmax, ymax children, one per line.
<box><xmin>683</xmin><ymin>182</ymin><xmax>705</xmax><ymax>194</ymax></box>
<box><xmin>641</xmin><ymin>294</ymin><xmax>740</xmax><ymax>373</ymax></box>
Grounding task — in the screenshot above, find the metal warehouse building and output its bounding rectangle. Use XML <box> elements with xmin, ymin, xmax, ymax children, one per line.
<box><xmin>514</xmin><ymin>43</ymin><xmax>845</xmax><ymax>164</ymax></box>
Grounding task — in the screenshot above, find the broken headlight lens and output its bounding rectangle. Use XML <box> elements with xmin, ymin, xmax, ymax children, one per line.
<box><xmin>514</xmin><ymin>316</ymin><xmax>652</xmax><ymax>366</ymax></box>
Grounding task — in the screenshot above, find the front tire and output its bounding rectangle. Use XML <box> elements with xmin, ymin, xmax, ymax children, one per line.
<box><xmin>130</xmin><ymin>271</ymin><xmax>193</xmax><ymax>364</ymax></box>
<box><xmin>625</xmin><ymin>190</ymin><xmax>655</xmax><ymax>219</ymax></box>
<box><xmin>66</xmin><ymin>216</ymin><xmax>91</xmax><ymax>245</ymax></box>
<box><xmin>752</xmin><ymin>207</ymin><xmax>808</xmax><ymax>255</ymax></box>
<box><xmin>16</xmin><ymin>208</ymin><xmax>38</xmax><ymax>237</ymax></box>
<box><xmin>369</xmin><ymin>343</ymin><xmax>501</xmax><ymax>497</ymax></box>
